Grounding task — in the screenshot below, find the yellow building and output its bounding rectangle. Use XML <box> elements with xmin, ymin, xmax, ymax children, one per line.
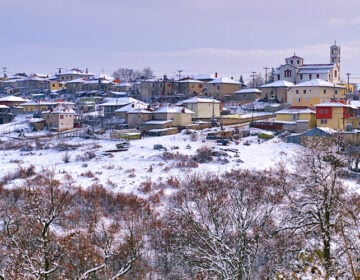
<box><xmin>20</xmin><ymin>100</ymin><xmax>57</xmax><ymax>114</ymax></box>
<box><xmin>42</xmin><ymin>105</ymin><xmax>76</xmax><ymax>131</ymax></box>
<box><xmin>287</xmin><ymin>79</ymin><xmax>345</xmax><ymax>107</ymax></box>
<box><xmin>206</xmin><ymin>77</ymin><xmax>242</xmax><ymax>101</ymax></box>
<box><xmin>179</xmin><ymin>97</ymin><xmax>221</xmax><ymax>120</ymax></box>
<box><xmin>275</xmin><ymin>106</ymin><xmax>316</xmax><ymax>129</ymax></box>
<box><xmin>315</xmin><ymin>101</ymin><xmax>359</xmax><ymax>130</ymax></box>
<box><xmin>49</xmin><ymin>81</ymin><xmax>66</xmax><ymax>91</ymax></box>
<box><xmin>152</xmin><ymin>104</ymin><xmax>194</xmax><ymax>127</ymax></box>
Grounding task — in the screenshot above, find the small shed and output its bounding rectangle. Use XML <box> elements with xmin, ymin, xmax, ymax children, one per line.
<box><xmin>286</xmin><ymin>127</ymin><xmax>336</xmax><ymax>145</ymax></box>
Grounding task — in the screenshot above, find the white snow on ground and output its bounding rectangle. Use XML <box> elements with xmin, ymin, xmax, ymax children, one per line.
<box><xmin>0</xmin><ymin>115</ymin><xmax>358</xmax><ymax>194</ymax></box>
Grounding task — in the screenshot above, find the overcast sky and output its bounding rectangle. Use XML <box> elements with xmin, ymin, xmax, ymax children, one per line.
<box><xmin>1</xmin><ymin>0</ymin><xmax>360</xmax><ymax>83</ymax></box>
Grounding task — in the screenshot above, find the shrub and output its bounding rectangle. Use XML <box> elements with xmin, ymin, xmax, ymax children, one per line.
<box><xmin>193</xmin><ymin>146</ymin><xmax>213</xmax><ymax>163</ymax></box>
<box><xmin>62</xmin><ymin>152</ymin><xmax>71</xmax><ymax>163</ymax></box>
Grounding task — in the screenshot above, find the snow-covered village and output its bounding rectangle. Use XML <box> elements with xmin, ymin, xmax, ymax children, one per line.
<box><xmin>1</xmin><ymin>42</ymin><xmax>360</xmax><ymax>279</ymax></box>
<box><xmin>2</xmin><ymin>1</ymin><xmax>360</xmax><ymax>279</ymax></box>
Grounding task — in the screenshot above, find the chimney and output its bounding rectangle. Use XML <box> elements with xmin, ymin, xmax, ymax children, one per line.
<box><xmin>215</xmin><ymin>72</ymin><xmax>218</xmax><ymax>78</ymax></box>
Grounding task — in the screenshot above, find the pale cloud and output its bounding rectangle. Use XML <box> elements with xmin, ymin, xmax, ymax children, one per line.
<box><xmin>329</xmin><ymin>17</ymin><xmax>360</xmax><ymax>26</ymax></box>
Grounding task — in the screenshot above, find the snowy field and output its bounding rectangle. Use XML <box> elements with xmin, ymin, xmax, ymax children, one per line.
<box><xmin>0</xmin><ymin>115</ymin><xmax>358</xmax><ymax>194</ymax></box>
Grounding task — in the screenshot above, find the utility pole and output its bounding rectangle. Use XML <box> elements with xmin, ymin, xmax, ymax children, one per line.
<box><xmin>346</xmin><ymin>72</ymin><xmax>351</xmax><ymax>94</ymax></box>
<box><xmin>2</xmin><ymin>67</ymin><xmax>7</xmax><ymax>78</ymax></box>
<box><xmin>263</xmin><ymin>67</ymin><xmax>270</xmax><ymax>84</ymax></box>
<box><xmin>250</xmin><ymin>71</ymin><xmax>256</xmax><ymax>88</ymax></box>
<box><xmin>176</xmin><ymin>69</ymin><xmax>183</xmax><ymax>94</ymax></box>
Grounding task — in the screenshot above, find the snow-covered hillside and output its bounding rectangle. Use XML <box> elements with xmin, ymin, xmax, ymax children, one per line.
<box><xmin>0</xmin><ymin>120</ymin><xmax>300</xmax><ymax>194</ymax></box>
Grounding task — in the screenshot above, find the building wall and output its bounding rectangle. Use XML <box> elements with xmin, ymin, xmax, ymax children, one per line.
<box><xmin>183</xmin><ymin>102</ymin><xmax>221</xmax><ymax>119</ymax></box>
<box><xmin>298</xmin><ymin>112</ymin><xmax>316</xmax><ymax>128</ymax></box>
<box><xmin>316</xmin><ymin>107</ymin><xmax>344</xmax><ymax>130</ymax></box>
<box><xmin>127</xmin><ymin>113</ymin><xmax>152</xmax><ymax>129</ymax></box>
<box><xmin>260</xmin><ymin>87</ymin><xmax>289</xmax><ymax>103</ymax></box>
<box><xmin>287</xmin><ymin>86</ymin><xmax>346</xmax><ymax>107</ymax></box>
<box><xmin>23</xmin><ymin>104</ymin><xmax>53</xmax><ymax>113</ymax></box>
<box><xmin>42</xmin><ymin>112</ymin><xmax>74</xmax><ymax>131</ymax></box>
<box><xmin>276</xmin><ymin>113</ymin><xmax>298</xmax><ymax>122</ymax></box>
<box><xmin>206</xmin><ymin>83</ymin><xmax>241</xmax><ymax>101</ymax></box>
<box><xmin>179</xmin><ymin>82</ymin><xmax>204</xmax><ymax>97</ymax></box>
<box><xmin>50</xmin><ymin>81</ymin><xmax>66</xmax><ymax>91</ymax></box>
<box><xmin>171</xmin><ymin>112</ymin><xmax>192</xmax><ymax>126</ymax></box>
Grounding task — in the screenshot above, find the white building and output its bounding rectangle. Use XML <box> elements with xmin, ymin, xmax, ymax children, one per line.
<box><xmin>272</xmin><ymin>43</ymin><xmax>341</xmax><ymax>84</ymax></box>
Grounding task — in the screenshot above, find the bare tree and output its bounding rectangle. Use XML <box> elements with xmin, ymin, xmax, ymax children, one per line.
<box><xmin>247</xmin><ymin>73</ymin><xmax>264</xmax><ymax>88</ymax></box>
<box><xmin>279</xmin><ymin>136</ymin><xmax>360</xmax><ymax>278</ymax></box>
<box><xmin>161</xmin><ymin>170</ymin><xmax>280</xmax><ymax>279</ymax></box>
<box><xmin>0</xmin><ymin>168</ymin><xmax>72</xmax><ymax>279</ymax></box>
<box><xmin>112</xmin><ymin>67</ymin><xmax>154</xmax><ymax>82</ymax></box>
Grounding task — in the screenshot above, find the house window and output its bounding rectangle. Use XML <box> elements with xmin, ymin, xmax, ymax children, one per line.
<box><xmin>277</xmin><ymin>75</ymin><xmax>280</xmax><ymax>80</ymax></box>
<box><xmin>300</xmin><ymin>74</ymin><xmax>303</xmax><ymax>80</ymax></box>
<box><xmin>334</xmin><ymin>70</ymin><xmax>338</xmax><ymax>78</ymax></box>
<box><xmin>309</xmin><ymin>74</ymin><xmax>312</xmax><ymax>80</ymax></box>
<box><xmin>320</xmin><ymin>119</ymin><xmax>327</xmax><ymax>124</ymax></box>
<box><xmin>60</xmin><ymin>115</ymin><xmax>64</xmax><ymax>119</ymax></box>
<box><xmin>291</xmin><ymin>60</ymin><xmax>293</xmax><ymax>64</ymax></box>
<box><xmin>323</xmin><ymin>89</ymin><xmax>326</xmax><ymax>94</ymax></box>
<box><xmin>296</xmin><ymin>90</ymin><xmax>299</xmax><ymax>94</ymax></box>
<box><xmin>303</xmin><ymin>90</ymin><xmax>306</xmax><ymax>94</ymax></box>
<box><xmin>335</xmin><ymin>90</ymin><xmax>338</xmax><ymax>94</ymax></box>
<box><xmin>297</xmin><ymin>60</ymin><xmax>300</xmax><ymax>65</ymax></box>
<box><xmin>316</xmin><ymin>74</ymin><xmax>320</xmax><ymax>78</ymax></box>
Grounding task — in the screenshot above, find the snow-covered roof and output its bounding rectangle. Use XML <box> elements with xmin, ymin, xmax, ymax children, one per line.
<box><xmin>93</xmin><ymin>72</ymin><xmax>114</xmax><ymax>81</ymax></box>
<box><xmin>154</xmin><ymin>104</ymin><xmax>194</xmax><ymax>114</ymax></box>
<box><xmin>179</xmin><ymin>97</ymin><xmax>221</xmax><ymax>104</ymax></box>
<box><xmin>292</xmin><ymin>79</ymin><xmax>344</xmax><ymax>88</ymax></box>
<box><xmin>0</xmin><ymin>95</ymin><xmax>29</xmax><ymax>102</ymax></box>
<box><xmin>99</xmin><ymin>97</ymin><xmax>145</xmax><ymax>107</ymax></box>
<box><xmin>178</xmin><ymin>79</ymin><xmax>204</xmax><ymax>83</ymax></box>
<box><xmin>64</xmin><ymin>78</ymin><xmax>87</xmax><ymax>84</ymax></box>
<box><xmin>208</xmin><ymin>77</ymin><xmax>241</xmax><ymax>84</ymax></box>
<box><xmin>115</xmin><ymin>102</ymin><xmax>149</xmax><ymax>113</ymax></box>
<box><xmin>317</xmin><ymin>127</ymin><xmax>337</xmax><ymax>134</ymax></box>
<box><xmin>0</xmin><ymin>104</ymin><xmax>10</xmax><ymax>109</ymax></box>
<box><xmin>42</xmin><ymin>105</ymin><xmax>76</xmax><ymax>114</ymax></box>
<box><xmin>314</xmin><ymin>102</ymin><xmax>352</xmax><ymax>108</ymax></box>
<box><xmin>144</xmin><ymin>120</ymin><xmax>173</xmax><ymax>125</ymax></box>
<box><xmin>276</xmin><ymin>108</ymin><xmax>315</xmax><ymax>114</ymax></box>
<box><xmin>29</xmin><ymin>118</ymin><xmax>45</xmax><ymax>123</ymax></box>
<box><xmin>349</xmin><ymin>100</ymin><xmax>360</xmax><ymax>108</ymax></box>
<box><xmin>127</xmin><ymin>108</ymin><xmax>153</xmax><ymax>114</ymax></box>
<box><xmin>119</xmin><ymin>82</ymin><xmax>133</xmax><ymax>87</ymax></box>
<box><xmin>260</xmin><ymin>80</ymin><xmax>294</xmax><ymax>88</ymax></box>
<box><xmin>234</xmin><ymin>88</ymin><xmax>261</xmax><ymax>94</ymax></box>
<box><xmin>20</xmin><ymin>100</ymin><xmax>57</xmax><ymax>106</ymax></box>
<box><xmin>58</xmin><ymin>68</ymin><xmax>94</xmax><ymax>76</ymax></box>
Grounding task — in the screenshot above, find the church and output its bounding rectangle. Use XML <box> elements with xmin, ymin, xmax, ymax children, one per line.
<box><xmin>272</xmin><ymin>43</ymin><xmax>341</xmax><ymax>84</ymax></box>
